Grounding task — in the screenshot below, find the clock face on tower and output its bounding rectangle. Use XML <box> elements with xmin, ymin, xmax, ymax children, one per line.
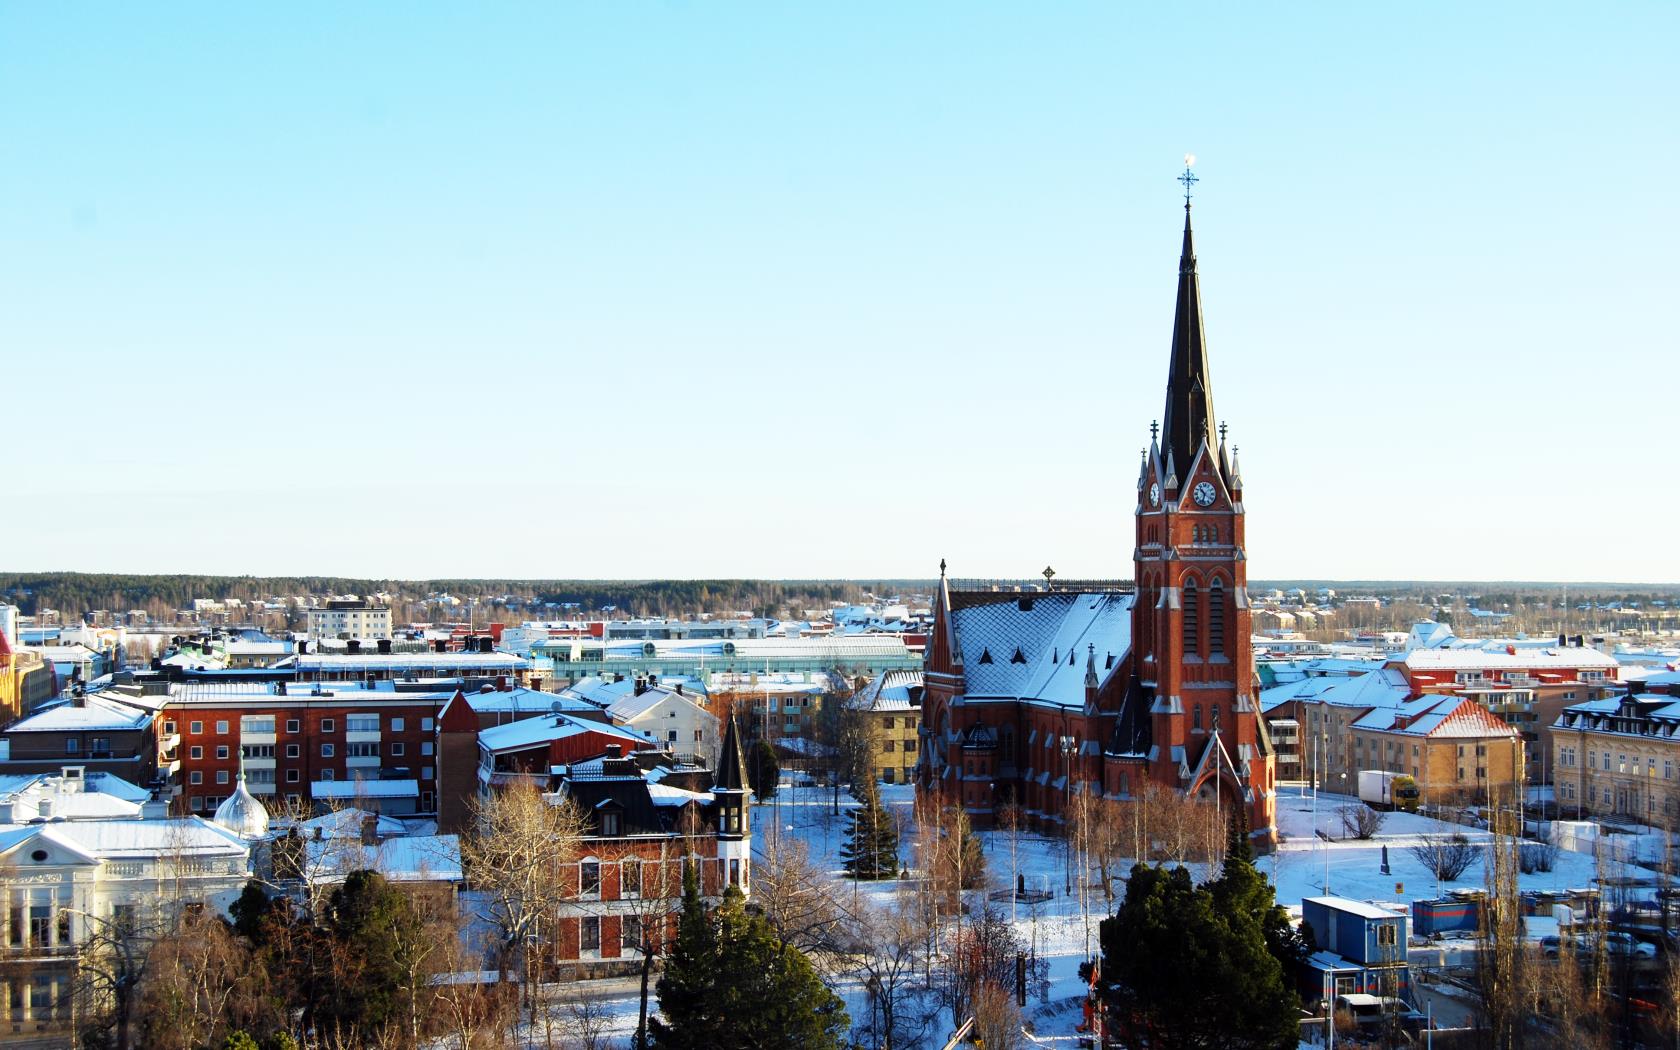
<box><xmin>1148</xmin><ymin>482</ymin><xmax>1161</xmax><ymax>507</ymax></box>
<box><xmin>1192</xmin><ymin>481</ymin><xmax>1217</xmax><ymax>507</ymax></box>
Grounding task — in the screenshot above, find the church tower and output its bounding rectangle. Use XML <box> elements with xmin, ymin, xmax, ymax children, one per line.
<box><xmin>1134</xmin><ymin>166</ymin><xmax>1274</xmax><ymax>843</ymax></box>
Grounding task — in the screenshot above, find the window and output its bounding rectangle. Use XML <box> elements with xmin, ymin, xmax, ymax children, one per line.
<box><xmin>391</xmin><ymin>718</ymin><xmax>405</xmax><ymax>732</ymax></box>
<box><xmin>623</xmin><ymin>913</ymin><xmax>643</xmax><ymax>952</ymax></box>
<box><xmin>421</xmin><ymin>741</ymin><xmax>434</xmax><ymax>756</ymax></box>
<box><xmin>286</xmin><ymin>744</ymin><xmax>300</xmax><ymax>758</ymax></box>
<box><xmin>1194</xmin><ymin>705</ymin><xmax>1203</xmax><ymax>731</ymax></box>
<box><xmin>883</xmin><ymin>740</ymin><xmax>895</xmax><ymax>752</ymax></box>
<box><xmin>190</xmin><ymin>771</ymin><xmax>203</xmax><ymax>784</ymax></box>
<box><xmin>730</xmin><ymin>858</ymin><xmax>741</xmax><ymax>887</ymax></box>
<box><xmin>217</xmin><ymin>770</ymin><xmax>229</xmax><ymax>785</ymax></box>
<box><xmin>189</xmin><ymin>795</ymin><xmax>204</xmax><ymax>810</ymax></box>
<box><xmin>163</xmin><ymin>720</ymin><xmax>177</xmax><ymax>735</ymax></box>
<box><xmin>286</xmin><ymin>769</ymin><xmax>300</xmax><ymax>783</ymax></box>
<box><xmin>286</xmin><ymin>719</ymin><xmax>300</xmax><ymax>733</ymax></box>
<box><xmin>216</xmin><ymin>720</ymin><xmax>229</xmax><ymax>735</ymax></box>
<box><xmin>321</xmin><ymin>769</ymin><xmax>336</xmax><ymax>782</ymax></box>
<box><xmin>346</xmin><ymin>742</ymin><xmax>379</xmax><ymax>758</ymax></box>
<box><xmin>1208</xmin><ymin>580</ymin><xmax>1225</xmax><ymax>654</ymax></box>
<box><xmin>1377</xmin><ymin>923</ymin><xmax>1398</xmax><ymax>947</ymax></box>
<box><xmin>421</xmin><ymin>718</ymin><xmax>433</xmax><ymax>731</ymax></box>
<box><xmin>1182</xmin><ymin>580</ymin><xmax>1199</xmax><ymax>654</ymax></box>
<box><xmin>621</xmin><ymin>858</ymin><xmax>640</xmax><ymax>897</ymax></box>
<box><xmin>242</xmin><ymin>745</ymin><xmax>275</xmax><ymax>759</ymax></box>
<box><xmin>321</xmin><ymin>744</ymin><xmax>335</xmax><ymax>758</ymax></box>
<box><xmin>240</xmin><ymin>716</ymin><xmax>275</xmax><ymax>734</ymax></box>
<box><xmin>667</xmin><ymin>730</ymin><xmax>678</xmax><ymax>742</ymax></box>
<box><xmin>248</xmin><ymin>768</ymin><xmax>275</xmax><ymax>785</ymax></box>
<box><xmin>320</xmin><ymin>719</ymin><xmax>335</xmax><ymax>733</ymax></box>
<box><xmin>65</xmin><ymin>738</ymin><xmax>80</xmax><ymax>755</ymax></box>
<box><xmin>189</xmin><ymin>721</ymin><xmax>203</xmax><ymax>735</ymax></box>
<box><xmin>216</xmin><ymin>746</ymin><xmax>229</xmax><ymax>760</ymax></box>
<box><xmin>347</xmin><ymin>715</ymin><xmax>379</xmax><ymax>733</ymax></box>
<box><xmin>601</xmin><ymin>812</ymin><xmax>620</xmax><ymax>837</ymax></box>
<box><xmin>391</xmin><ymin>742</ymin><xmax>405</xmax><ymax>756</ymax></box>
<box><xmin>30</xmin><ymin>906</ymin><xmax>51</xmax><ymax>946</ymax></box>
<box><xmin>112</xmin><ymin>903</ymin><xmax>136</xmax><ymax>934</ymax></box>
<box><xmin>581</xmin><ymin>860</ymin><xmax>600</xmax><ymax>896</ymax></box>
<box><xmin>422</xmin><ymin>766</ymin><xmax>433</xmax><ymax>780</ymax></box>
<box><xmin>581</xmin><ymin>916</ymin><xmax>600</xmax><ymax>954</ymax></box>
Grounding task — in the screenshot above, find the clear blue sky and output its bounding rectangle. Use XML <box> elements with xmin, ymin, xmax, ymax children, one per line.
<box><xmin>2</xmin><ymin>3</ymin><xmax>1674</xmax><ymax>583</ymax></box>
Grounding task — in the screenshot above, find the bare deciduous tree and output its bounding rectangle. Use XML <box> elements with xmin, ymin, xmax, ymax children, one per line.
<box><xmin>1410</xmin><ymin>832</ymin><xmax>1481</xmax><ymax>890</ymax></box>
<box><xmin>1339</xmin><ymin>804</ymin><xmax>1386</xmax><ymax>841</ymax></box>
<box><xmin>458</xmin><ymin>785</ymin><xmax>588</xmax><ymax>988</ymax></box>
<box><xmin>843</xmin><ymin>894</ymin><xmax>936</xmax><ymax>1050</ymax></box>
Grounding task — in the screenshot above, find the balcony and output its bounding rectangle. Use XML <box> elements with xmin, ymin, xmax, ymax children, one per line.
<box><xmin>345</xmin><ymin>755</ymin><xmax>382</xmax><ymax>769</ymax></box>
<box><xmin>345</xmin><ymin>731</ymin><xmax>382</xmax><ymax>745</ymax></box>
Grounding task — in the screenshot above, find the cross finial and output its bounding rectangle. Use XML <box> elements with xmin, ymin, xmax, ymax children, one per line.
<box><xmin>1150</xmin><ymin>419</ymin><xmax>1160</xmax><ymax>440</ymax></box>
<box><xmin>939</xmin><ymin>557</ymin><xmax>947</xmax><ymax>578</ymax></box>
<box><xmin>1178</xmin><ymin>153</ymin><xmax>1198</xmax><ymax>208</ymax></box>
<box><xmin>1042</xmin><ymin>565</ymin><xmax>1056</xmax><ymax>590</ymax></box>
<box><xmin>1219</xmin><ymin>421</ymin><xmax>1228</xmax><ymax>442</ymax></box>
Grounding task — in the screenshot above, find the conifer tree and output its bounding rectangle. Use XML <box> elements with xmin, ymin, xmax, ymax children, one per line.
<box><xmin>841</xmin><ymin>780</ymin><xmax>899</xmax><ymax>880</ymax></box>
<box><xmin>652</xmin><ymin>872</ymin><xmax>849</xmax><ymax>1050</ymax></box>
<box><xmin>1098</xmin><ymin>862</ymin><xmax>1300</xmax><ymax>1050</ymax></box>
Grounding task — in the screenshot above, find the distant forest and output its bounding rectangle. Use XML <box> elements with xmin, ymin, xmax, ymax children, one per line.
<box><xmin>0</xmin><ymin>573</ymin><xmax>895</xmax><ymax>622</ymax></box>
<box><xmin>3</xmin><ymin>572</ymin><xmax>1678</xmax><ymax>630</ymax></box>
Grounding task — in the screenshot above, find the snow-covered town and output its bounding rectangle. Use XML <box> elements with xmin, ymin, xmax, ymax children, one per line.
<box><xmin>6</xmin><ymin>5</ymin><xmax>1678</xmax><ymax>1050</ymax></box>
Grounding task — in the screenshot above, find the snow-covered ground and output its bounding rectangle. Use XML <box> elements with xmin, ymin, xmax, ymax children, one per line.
<box><xmin>529</xmin><ymin>781</ymin><xmax>1667</xmax><ymax>1048</ymax></box>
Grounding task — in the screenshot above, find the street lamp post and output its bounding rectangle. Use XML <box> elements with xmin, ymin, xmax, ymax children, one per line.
<box><xmin>1060</xmin><ymin>735</ymin><xmax>1076</xmax><ymax>894</ymax></box>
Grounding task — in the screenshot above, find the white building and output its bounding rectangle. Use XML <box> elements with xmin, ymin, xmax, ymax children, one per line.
<box><xmin>307</xmin><ymin>598</ymin><xmax>393</xmax><ymax>642</ymax></box>
<box><xmin>602</xmin><ymin>685</ymin><xmax>721</xmax><ymax>766</ymax></box>
<box><xmin>0</xmin><ymin>814</ymin><xmax>249</xmax><ymax>1034</ymax></box>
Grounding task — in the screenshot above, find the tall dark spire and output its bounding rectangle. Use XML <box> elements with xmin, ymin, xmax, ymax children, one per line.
<box><xmin>715</xmin><ymin>712</ymin><xmax>749</xmax><ymax>792</ymax></box>
<box><xmin>1161</xmin><ymin>188</ymin><xmax>1219</xmax><ymax>480</ymax></box>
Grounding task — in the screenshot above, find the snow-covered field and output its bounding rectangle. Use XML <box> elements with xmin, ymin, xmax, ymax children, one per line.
<box><xmin>529</xmin><ymin>782</ymin><xmax>1665</xmax><ymax>1048</ymax></box>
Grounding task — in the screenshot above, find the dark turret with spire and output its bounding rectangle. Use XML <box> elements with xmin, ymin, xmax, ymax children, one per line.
<box><xmin>1161</xmin><ymin>159</ymin><xmax>1224</xmax><ymax>482</ymax></box>
<box><xmin>712</xmin><ymin>713</ymin><xmax>750</xmax><ymax>840</ymax></box>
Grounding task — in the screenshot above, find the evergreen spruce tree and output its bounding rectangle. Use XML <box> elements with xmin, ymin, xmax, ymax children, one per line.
<box><xmin>1098</xmin><ymin>862</ymin><xmax>1300</xmax><ymax>1050</ymax></box>
<box><xmin>748</xmin><ymin>739</ymin><xmax>780</xmax><ymax>800</ymax></box>
<box><xmin>841</xmin><ymin>780</ymin><xmax>899</xmax><ymax>880</ymax></box>
<box><xmin>652</xmin><ymin>872</ymin><xmax>849</xmax><ymax>1050</ymax></box>
<box><xmin>650</xmin><ymin>860</ymin><xmax>723</xmax><ymax>1049</ymax></box>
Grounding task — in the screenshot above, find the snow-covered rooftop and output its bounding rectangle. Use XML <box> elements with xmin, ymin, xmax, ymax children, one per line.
<box><xmin>954</xmin><ymin>592</ymin><xmax>1132</xmax><ymax>707</ymax></box>
<box><xmin>7</xmin><ymin>694</ymin><xmax>152</xmax><ymax>733</ymax></box>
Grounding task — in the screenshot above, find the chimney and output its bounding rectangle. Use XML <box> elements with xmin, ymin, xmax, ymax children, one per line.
<box><xmin>377</xmin><ymin>638</ymin><xmax>392</xmax><ymax>655</ymax></box>
<box><xmin>298</xmin><ymin>640</ymin><xmax>309</xmax><ymax>655</ymax></box>
<box><xmin>479</xmin><ymin>637</ymin><xmax>493</xmax><ymax>654</ymax></box>
<box><xmin>495</xmin><ymin>675</ymin><xmax>509</xmax><ymax>692</ymax></box>
<box><xmin>634</xmin><ymin>677</ymin><xmax>647</xmax><ymax>697</ymax></box>
<box><xmin>37</xmin><ymin>799</ymin><xmax>52</xmax><ymax>820</ymax></box>
<box><xmin>435</xmin><ymin>639</ymin><xmax>448</xmax><ymax>654</ymax></box>
<box><xmin>140</xmin><ymin>794</ymin><xmax>168</xmax><ymax>819</ymax></box>
<box><xmin>605</xmin><ymin>744</ymin><xmax>623</xmax><ymax>759</ymax></box>
<box><xmin>348</xmin><ymin>639</ymin><xmax>361</xmax><ymax>656</ymax></box>
<box><xmin>361</xmin><ymin>812</ymin><xmax>380</xmax><ymax>845</ymax></box>
<box><xmin>675</xmin><ymin>683</ymin><xmax>684</xmax><ymax>697</ymax></box>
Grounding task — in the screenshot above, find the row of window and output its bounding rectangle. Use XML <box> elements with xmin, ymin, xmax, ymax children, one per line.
<box><xmin>1563</xmin><ymin>749</ymin><xmax>1678</xmax><ymax>780</ymax></box>
<box><xmin>187</xmin><ymin>765</ymin><xmax>434</xmax><ymax>785</ymax></box>
<box><xmin>168</xmin><ymin>715</ymin><xmax>433</xmax><ymax>736</ymax></box>
<box><xmin>1180</xmin><ymin>580</ymin><xmax>1227</xmax><ymax>656</ymax></box>
<box><xmin>180</xmin><ymin>741</ymin><xmax>434</xmax><ymax>761</ymax></box>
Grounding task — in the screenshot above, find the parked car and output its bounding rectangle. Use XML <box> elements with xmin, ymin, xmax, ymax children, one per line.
<box><xmin>1543</xmin><ymin>932</ymin><xmax>1658</xmax><ymax>959</ymax></box>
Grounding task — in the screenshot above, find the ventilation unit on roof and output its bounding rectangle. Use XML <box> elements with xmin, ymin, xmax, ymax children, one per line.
<box><xmin>1010</xmin><ymin>648</ymin><xmax>1027</xmax><ymax>665</ymax></box>
<box><xmin>978</xmin><ymin>648</ymin><xmax>993</xmax><ymax>665</ymax></box>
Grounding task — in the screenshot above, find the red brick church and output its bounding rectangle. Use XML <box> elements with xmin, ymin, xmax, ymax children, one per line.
<box><xmin>916</xmin><ymin>189</ymin><xmax>1277</xmax><ymax>848</ymax></box>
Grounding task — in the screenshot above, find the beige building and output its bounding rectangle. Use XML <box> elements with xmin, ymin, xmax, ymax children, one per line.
<box><xmin>1350</xmin><ymin>694</ymin><xmax>1523</xmax><ymax>806</ymax></box>
<box><xmin>1552</xmin><ymin>694</ymin><xmax>1680</xmax><ymax>825</ymax></box>
<box><xmin>307</xmin><ymin>598</ymin><xmax>392</xmax><ymax>641</ymax></box>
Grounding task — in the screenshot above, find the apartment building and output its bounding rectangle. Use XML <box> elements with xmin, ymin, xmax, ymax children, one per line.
<box><xmin>306</xmin><ymin>598</ymin><xmax>393</xmax><ymax>642</ymax></box>
<box><xmin>1552</xmin><ymin>693</ymin><xmax>1680</xmax><ymax>825</ymax></box>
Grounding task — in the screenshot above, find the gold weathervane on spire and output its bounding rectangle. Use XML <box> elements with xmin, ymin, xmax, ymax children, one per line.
<box><xmin>1178</xmin><ymin>153</ymin><xmax>1198</xmax><ymax>207</ymax></box>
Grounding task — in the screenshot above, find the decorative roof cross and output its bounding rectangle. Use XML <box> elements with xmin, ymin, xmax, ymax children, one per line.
<box><xmin>1178</xmin><ymin>154</ymin><xmax>1198</xmax><ymax>207</ymax></box>
<box><xmin>1219</xmin><ymin>421</ymin><xmax>1228</xmax><ymax>443</ymax></box>
<box><xmin>1150</xmin><ymin>419</ymin><xmax>1160</xmax><ymax>441</ymax></box>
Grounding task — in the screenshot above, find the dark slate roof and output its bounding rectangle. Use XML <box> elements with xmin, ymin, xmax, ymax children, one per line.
<box><xmin>714</xmin><ymin>714</ymin><xmax>749</xmax><ymax>792</ymax></box>
<box><xmin>1107</xmin><ymin>674</ymin><xmax>1154</xmax><ymax>757</ymax></box>
<box><xmin>1161</xmin><ymin>206</ymin><xmax>1221</xmax><ymax>482</ymax></box>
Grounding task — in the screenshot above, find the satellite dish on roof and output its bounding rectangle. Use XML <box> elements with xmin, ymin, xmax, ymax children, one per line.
<box><xmin>550</xmin><ymin>700</ymin><xmax>566</xmax><ymax>714</ymax></box>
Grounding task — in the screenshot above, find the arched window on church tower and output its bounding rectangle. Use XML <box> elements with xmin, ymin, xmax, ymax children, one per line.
<box><xmin>1208</xmin><ymin>524</ymin><xmax>1218</xmax><ymax>544</ymax></box>
<box><xmin>1193</xmin><ymin>704</ymin><xmax>1202</xmax><ymax>730</ymax></box>
<box><xmin>1182</xmin><ymin>579</ymin><xmax>1199</xmax><ymax>655</ymax></box>
<box><xmin>1209</xmin><ymin>579</ymin><xmax>1225</xmax><ymax>655</ymax></box>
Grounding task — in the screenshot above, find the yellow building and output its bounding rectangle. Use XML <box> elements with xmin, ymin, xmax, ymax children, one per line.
<box><xmin>853</xmin><ymin>669</ymin><xmax>924</xmax><ymax>784</ymax></box>
<box><xmin>1552</xmin><ymin>694</ymin><xmax>1680</xmax><ymax>824</ymax></box>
